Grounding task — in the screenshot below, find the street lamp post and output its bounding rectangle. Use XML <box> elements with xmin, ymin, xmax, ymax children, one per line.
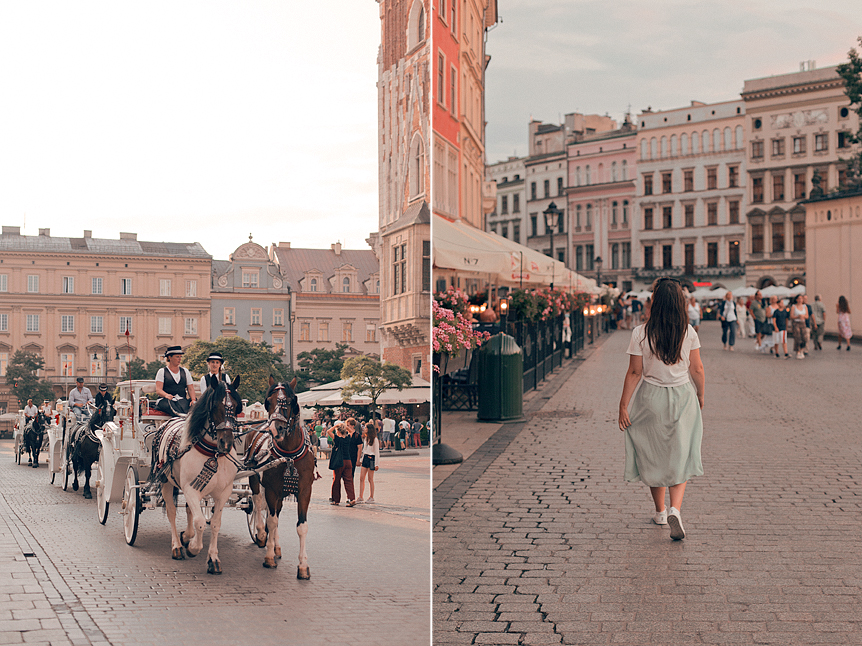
<box><xmin>543</xmin><ymin>202</ymin><xmax>563</xmax><ymax>273</ymax></box>
<box><xmin>595</xmin><ymin>256</ymin><xmax>603</xmax><ymax>288</ymax></box>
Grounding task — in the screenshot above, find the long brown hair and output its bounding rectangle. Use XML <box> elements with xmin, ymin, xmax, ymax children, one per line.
<box><xmin>364</xmin><ymin>421</ymin><xmax>378</xmax><ymax>447</ymax></box>
<box><xmin>644</xmin><ymin>277</ymin><xmax>689</xmax><ymax>365</ymax></box>
<box><xmin>838</xmin><ymin>295</ymin><xmax>851</xmax><ymax>314</ymax></box>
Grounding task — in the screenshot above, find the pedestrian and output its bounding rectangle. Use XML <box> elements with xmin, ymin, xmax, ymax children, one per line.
<box><xmin>68</xmin><ymin>377</ymin><xmax>94</xmax><ymax>422</ymax></box>
<box><xmin>789</xmin><ymin>294</ymin><xmax>808</xmax><ymax>359</ymax></box>
<box><xmin>357</xmin><ymin>421</ymin><xmax>380</xmax><ymax>503</ymax></box>
<box><xmin>381</xmin><ymin>413</ymin><xmax>395</xmax><ymax>450</ymax></box>
<box><xmin>411</xmin><ymin>418</ymin><xmax>423</xmax><ymax>448</ymax></box>
<box><xmin>345</xmin><ymin>417</ymin><xmax>363</xmax><ymax>481</ymax></box>
<box><xmin>836</xmin><ymin>296</ymin><xmax>852</xmax><ymax>351</ymax></box>
<box><xmin>735</xmin><ymin>297</ymin><xmax>748</xmax><ymax>339</ymax></box>
<box><xmin>802</xmin><ymin>294</ymin><xmax>812</xmax><ymax>355</ymax></box>
<box><xmin>327</xmin><ymin>422</ymin><xmax>357</xmax><ymax>507</ymax></box>
<box><xmin>618</xmin><ymin>277</ymin><xmax>705</xmax><ymax>541</ymax></box>
<box><xmin>750</xmin><ymin>291</ymin><xmax>767</xmax><ymax>351</ymax></box>
<box><xmin>686</xmin><ymin>297</ymin><xmax>701</xmax><ymax>333</ymax></box>
<box><xmin>771</xmin><ymin>298</ymin><xmax>790</xmax><ymax>358</ymax></box>
<box><xmin>397</xmin><ymin>417</ymin><xmax>411</xmax><ymax>450</ymax></box>
<box><xmin>811</xmin><ymin>294</ymin><xmax>826</xmax><ymax>350</ymax></box>
<box><xmin>718</xmin><ymin>291</ymin><xmax>737</xmax><ymax>351</ymax></box>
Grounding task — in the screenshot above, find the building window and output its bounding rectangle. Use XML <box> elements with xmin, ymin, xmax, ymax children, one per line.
<box><xmin>663</xmin><ymin>245</ymin><xmax>673</xmax><ymax>269</ymax></box>
<box><xmin>557</xmin><ymin>177</ymin><xmax>563</xmax><ymax>195</ymax></box>
<box><xmin>729</xmin><ymin>240</ymin><xmax>741</xmax><ymax>266</ymax></box>
<box><xmin>752</xmin><ymin>177</ymin><xmax>764</xmax><ymax>203</ymax></box>
<box><xmin>309</xmin><ymin>277</ymin><xmax>318</xmax><ymax>292</ymax></box>
<box><xmin>299</xmin><ymin>321</ymin><xmax>311</xmax><ymax>341</ymax></box>
<box><xmin>91</xmin><ymin>277</ymin><xmax>102</xmax><ymax>295</ymax></box>
<box><xmin>543</xmin><ymin>179</ymin><xmax>550</xmax><ymax>198</ymax></box>
<box><xmin>0</xmin><ymin>352</ymin><xmax>7</xmax><ymax>377</ymax></box>
<box><xmin>501</xmin><ymin>223</ymin><xmax>508</xmax><ymax>239</ymax></box>
<box><xmin>272</xmin><ymin>336</ymin><xmax>284</xmax><ymax>355</ymax></box>
<box><xmin>621</xmin><ymin>242</ymin><xmax>631</xmax><ymax>269</ymax></box>
<box><xmin>90</xmin><ymin>316</ymin><xmax>103</xmax><ymax>333</ymax></box>
<box><xmin>684</xmin><ymin>170</ymin><xmax>693</xmax><ymax>192</ymax></box>
<box><xmin>422</xmin><ymin>240</ymin><xmax>431</xmax><ymax>292</ymax></box>
<box><xmin>772</xmin><ymin>174</ymin><xmax>785</xmax><ymax>202</ymax></box>
<box><xmin>643</xmin><ymin>174</ymin><xmax>653</xmax><ymax>195</ymax></box>
<box><xmin>530</xmin><ymin>182</ymin><xmax>536</xmax><ymax>200</ymax></box>
<box><xmin>318</xmin><ymin>321</ymin><xmax>329</xmax><ymax>342</ymax></box>
<box><xmin>393</xmin><ymin>243</ymin><xmax>407</xmax><ymax>295</ymax></box>
<box><xmin>342</xmin><ymin>321</ymin><xmax>353</xmax><ymax>342</ymax></box>
<box><xmin>0</xmin><ymin>313</ymin><xmax>7</xmax><ymax>331</ymax></box>
<box><xmin>365</xmin><ymin>323</ymin><xmax>377</xmax><ymax>343</ymax></box>
<box><xmin>91</xmin><ymin>353</ymin><xmax>104</xmax><ymax>377</ymax></box>
<box><xmin>118</xmin><ymin>353</ymin><xmax>130</xmax><ymax>378</ymax></box>
<box><xmin>611</xmin><ymin>243</ymin><xmax>619</xmax><ymax>269</ymax></box>
<box><xmin>771</xmin><ymin>138</ymin><xmax>785</xmax><ymax>157</ymax></box>
<box><xmin>409</xmin><ymin>134</ymin><xmax>425</xmax><ymax>197</ymax></box>
<box><xmin>223</xmin><ymin>308</ymin><xmax>235</xmax><ymax>326</ymax></box>
<box><xmin>60</xmin><ymin>353</ymin><xmax>74</xmax><ymax>377</ymax></box>
<box><xmin>707</xmin><ymin>242</ymin><xmax>718</xmax><ymax>267</ymax></box>
<box><xmin>611</xmin><ymin>201</ymin><xmax>618</xmax><ymax>225</ymax></box>
<box><xmin>793</xmin><ymin>221</ymin><xmax>806</xmax><ymax>251</ymax></box>
<box><xmin>729</xmin><ymin>201</ymin><xmax>740</xmax><ymax>224</ymax></box>
<box><xmin>513</xmin><ymin>194</ymin><xmax>520</xmax><ymax>213</ymax></box>
<box><xmin>707</xmin><ymin>203</ymin><xmax>718</xmax><ymax>226</ymax></box>
<box><xmin>684</xmin><ymin>244</ymin><xmax>694</xmax><ymax>274</ymax></box>
<box><xmin>792</xmin><ymin>136</ymin><xmax>806</xmax><ymax>155</ymax></box>
<box><xmin>273</xmin><ymin>309</ymin><xmax>284</xmax><ymax>326</ymax></box>
<box><xmin>557</xmin><ymin>210</ymin><xmax>564</xmax><ymax>234</ymax></box>
<box><xmin>663</xmin><ymin>206</ymin><xmax>673</xmax><ymax>229</ymax></box>
<box><xmin>772</xmin><ymin>222</ymin><xmax>785</xmax><ymax>252</ymax></box>
<box><xmin>186</xmin><ymin>280</ymin><xmax>197</xmax><ymax>297</ymax></box>
<box><xmin>342</xmin><ymin>277</ymin><xmax>351</xmax><ymax>293</ymax></box>
<box><xmin>450</xmin><ymin>66</ymin><xmax>456</xmax><ymax>114</ymax></box>
<box><xmin>159</xmin><ymin>317</ymin><xmax>172</xmax><ymax>335</ymax></box>
<box><xmin>62</xmin><ymin>276</ymin><xmax>74</xmax><ymax>294</ymax></box>
<box><xmin>794</xmin><ymin>173</ymin><xmax>806</xmax><ymax>200</ymax></box>
<box><xmin>121</xmin><ymin>278</ymin><xmax>132</xmax><ymax>295</ymax></box>
<box><xmin>644</xmin><ymin>246</ymin><xmax>654</xmax><ymax>269</ymax></box>
<box><xmin>437</xmin><ymin>52</ymin><xmax>445</xmax><ymax>106</ymax></box>
<box><xmin>751</xmin><ymin>140</ymin><xmax>764</xmax><ymax>159</ymax></box>
<box><xmin>586</xmin><ymin>244</ymin><xmax>594</xmax><ymax>271</ymax></box>
<box><xmin>251</xmin><ymin>308</ymin><xmax>262</xmax><ymax>326</ymax></box>
<box><xmin>575</xmin><ymin>246</ymin><xmax>583</xmax><ymax>271</ymax></box>
<box><xmin>662</xmin><ymin>172</ymin><xmax>672</xmax><ymax>193</ymax></box>
<box><xmin>586</xmin><ymin>165</ymin><xmax>591</xmax><ymax>184</ymax></box>
<box><xmin>622</xmin><ymin>200</ymin><xmax>629</xmax><ymax>224</ymax></box>
<box><xmin>530</xmin><ymin>214</ymin><xmax>538</xmax><ymax>237</ymax></box>
<box><xmin>728</xmin><ymin>166</ymin><xmax>739</xmax><ymax>188</ymax></box>
<box><xmin>119</xmin><ymin>317</ymin><xmax>132</xmax><ymax>334</ymax></box>
<box><xmin>27</xmin><ymin>275</ymin><xmax>39</xmax><ymax>293</ymax></box>
<box><xmin>684</xmin><ymin>204</ymin><xmax>694</xmax><ymax>228</ymax></box>
<box><xmin>707</xmin><ymin>168</ymin><xmax>717</xmax><ymax>190</ymax></box>
<box><xmin>501</xmin><ymin>195</ymin><xmax>508</xmax><ymax>214</ymax></box>
<box><xmin>242</xmin><ymin>271</ymin><xmax>259</xmax><ymax>288</ymax></box>
<box><xmin>61</xmin><ymin>315</ymin><xmax>74</xmax><ymax>333</ymax></box>
<box><xmin>160</xmin><ymin>279</ymin><xmax>171</xmax><ymax>296</ymax></box>
<box><xmin>838</xmin><ymin>131</ymin><xmax>850</xmax><ymax>149</ymax></box>
<box><xmin>752</xmin><ymin>224</ymin><xmax>764</xmax><ymax>253</ymax></box>
<box><xmin>644</xmin><ymin>208</ymin><xmax>653</xmax><ymax>230</ymax></box>
<box><xmin>512</xmin><ymin>222</ymin><xmax>520</xmax><ymax>244</ymax></box>
<box><xmin>585</xmin><ymin>204</ymin><xmax>592</xmax><ymax>229</ymax></box>
<box><xmin>814</xmin><ymin>133</ymin><xmax>828</xmax><ymax>152</ymax></box>
<box><xmin>26</xmin><ymin>314</ymin><xmax>39</xmax><ymax>332</ymax></box>
<box><xmin>0</xmin><ymin>275</ymin><xmax>6</xmax><ymax>292</ymax></box>
<box><xmin>185</xmin><ymin>318</ymin><xmax>198</xmax><ymax>335</ymax></box>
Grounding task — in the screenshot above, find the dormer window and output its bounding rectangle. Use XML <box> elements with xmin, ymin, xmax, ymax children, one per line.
<box><xmin>343</xmin><ymin>277</ymin><xmax>350</xmax><ymax>293</ymax></box>
<box><xmin>310</xmin><ymin>278</ymin><xmax>318</xmax><ymax>292</ymax></box>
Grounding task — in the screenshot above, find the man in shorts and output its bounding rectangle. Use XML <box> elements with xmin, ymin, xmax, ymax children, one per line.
<box><xmin>771</xmin><ymin>297</ymin><xmax>790</xmax><ymax>359</ymax></box>
<box><xmin>381</xmin><ymin>413</ymin><xmax>395</xmax><ymax>450</ymax></box>
<box><xmin>411</xmin><ymin>418</ymin><xmax>423</xmax><ymax>448</ymax></box>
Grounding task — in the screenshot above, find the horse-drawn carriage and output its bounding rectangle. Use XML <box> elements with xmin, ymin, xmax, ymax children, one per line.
<box><xmin>14</xmin><ymin>404</ymin><xmax>55</xmax><ymax>467</ymax></box>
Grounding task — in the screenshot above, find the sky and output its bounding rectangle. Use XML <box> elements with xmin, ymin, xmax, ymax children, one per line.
<box><xmin>485</xmin><ymin>0</ymin><xmax>862</xmax><ymax>164</ymax></box>
<box><xmin>0</xmin><ymin>2</ymin><xmax>381</xmax><ymax>260</ymax></box>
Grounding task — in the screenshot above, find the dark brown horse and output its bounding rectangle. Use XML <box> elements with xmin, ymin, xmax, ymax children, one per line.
<box><xmin>247</xmin><ymin>377</ymin><xmax>315</xmax><ymax>578</ymax></box>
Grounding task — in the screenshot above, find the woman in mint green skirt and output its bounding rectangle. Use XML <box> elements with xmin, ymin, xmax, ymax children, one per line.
<box><xmin>618</xmin><ymin>278</ymin><xmax>706</xmax><ymax>540</ymax></box>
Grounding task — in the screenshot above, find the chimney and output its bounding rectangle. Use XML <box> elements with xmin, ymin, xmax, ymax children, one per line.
<box><xmin>279</xmin><ymin>241</ymin><xmax>290</xmax><ymax>248</ymax></box>
<box><xmin>332</xmin><ymin>242</ymin><xmax>342</xmax><ymax>255</ymax></box>
<box><xmin>119</xmin><ymin>232</ymin><xmax>138</xmax><ymax>241</ymax></box>
<box><xmin>39</xmin><ymin>228</ymin><xmax>50</xmax><ymax>236</ymax></box>
<box><xmin>2</xmin><ymin>226</ymin><xmax>21</xmax><ymax>235</ymax></box>
<box><xmin>84</xmin><ymin>230</ymin><xmax>92</xmax><ymax>238</ymax></box>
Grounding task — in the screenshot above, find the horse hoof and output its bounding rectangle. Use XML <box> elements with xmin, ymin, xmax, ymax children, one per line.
<box><xmin>83</xmin><ymin>491</ymin><xmax>92</xmax><ymax>499</ymax></box>
<box><xmin>207</xmin><ymin>559</ymin><xmax>222</xmax><ymax>575</ymax></box>
<box><xmin>72</xmin><ymin>482</ymin><xmax>79</xmax><ymax>492</ymax></box>
<box><xmin>172</xmin><ymin>548</ymin><xmax>185</xmax><ymax>560</ymax></box>
<box><xmin>297</xmin><ymin>566</ymin><xmax>311</xmax><ymax>580</ymax></box>
<box><xmin>254</xmin><ymin>535</ymin><xmax>267</xmax><ymax>548</ymax></box>
<box><xmin>185</xmin><ymin>546</ymin><xmax>197</xmax><ymax>558</ymax></box>
<box><xmin>180</xmin><ymin>531</ymin><xmax>190</xmax><ymax>548</ymax></box>
<box><xmin>263</xmin><ymin>557</ymin><xmax>277</xmax><ymax>569</ymax></box>
<box><xmin>274</xmin><ymin>546</ymin><xmax>282</xmax><ymax>559</ymax></box>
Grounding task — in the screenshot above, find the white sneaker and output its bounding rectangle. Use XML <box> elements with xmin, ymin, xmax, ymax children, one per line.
<box><xmin>356</xmin><ymin>498</ymin><xmax>365</xmax><ymax>504</ymax></box>
<box><xmin>796</xmin><ymin>352</ymin><xmax>804</xmax><ymax>360</ymax></box>
<box><xmin>653</xmin><ymin>509</ymin><xmax>667</xmax><ymax>525</ymax></box>
<box><xmin>366</xmin><ymin>497</ymin><xmax>374</xmax><ymax>503</ymax></box>
<box><xmin>667</xmin><ymin>507</ymin><xmax>685</xmax><ymax>540</ymax></box>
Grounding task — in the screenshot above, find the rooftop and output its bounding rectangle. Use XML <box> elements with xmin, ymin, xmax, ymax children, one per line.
<box><xmin>0</xmin><ymin>227</ymin><xmax>211</xmax><ymax>258</ymax></box>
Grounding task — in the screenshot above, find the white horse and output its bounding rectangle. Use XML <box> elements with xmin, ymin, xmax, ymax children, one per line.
<box><xmin>155</xmin><ymin>375</ymin><xmax>242</xmax><ymax>575</ymax></box>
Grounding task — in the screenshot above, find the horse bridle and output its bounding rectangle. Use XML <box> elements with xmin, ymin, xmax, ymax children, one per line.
<box><xmin>214</xmin><ymin>386</ymin><xmax>239</xmax><ymax>432</ymax></box>
<box><xmin>268</xmin><ymin>384</ymin><xmax>298</xmax><ymax>438</ymax></box>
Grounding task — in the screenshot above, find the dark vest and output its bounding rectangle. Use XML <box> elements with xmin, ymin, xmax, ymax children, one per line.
<box><xmin>162</xmin><ymin>368</ymin><xmax>188</xmax><ymax>398</ymax></box>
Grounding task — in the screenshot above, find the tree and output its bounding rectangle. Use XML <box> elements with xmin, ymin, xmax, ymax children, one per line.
<box><xmin>293</xmin><ymin>343</ymin><xmax>350</xmax><ymax>391</ymax></box>
<box><xmin>126</xmin><ymin>357</ymin><xmax>165</xmax><ymax>381</ymax></box>
<box><xmin>837</xmin><ymin>36</ymin><xmax>862</xmax><ymax>189</ymax></box>
<box><xmin>6</xmin><ymin>350</ymin><xmax>55</xmax><ymax>408</ymax></box>
<box><xmin>183</xmin><ymin>336</ymin><xmax>290</xmax><ymax>405</ymax></box>
<box><xmin>340</xmin><ymin>356</ymin><xmax>413</xmax><ymax>412</ymax></box>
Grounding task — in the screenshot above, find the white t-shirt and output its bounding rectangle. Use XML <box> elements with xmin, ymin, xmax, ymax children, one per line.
<box><xmin>687</xmin><ymin>303</ymin><xmax>701</xmax><ymax>321</ymax></box>
<box><xmin>199</xmin><ymin>373</ymin><xmax>230</xmax><ymax>393</ymax></box>
<box><xmin>156</xmin><ymin>367</ymin><xmax>194</xmax><ymax>391</ymax></box>
<box><xmin>627</xmin><ymin>324</ymin><xmax>701</xmax><ymax>388</ymax></box>
<box><xmin>382</xmin><ymin>418</ymin><xmax>395</xmax><ymax>434</ymax></box>
<box><xmin>361</xmin><ymin>438</ymin><xmax>380</xmax><ymax>463</ymax></box>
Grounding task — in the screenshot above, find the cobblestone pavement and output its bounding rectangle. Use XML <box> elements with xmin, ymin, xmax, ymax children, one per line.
<box><xmin>0</xmin><ymin>446</ymin><xmax>430</xmax><ymax>646</ymax></box>
<box><xmin>434</xmin><ymin>322</ymin><xmax>862</xmax><ymax>645</ymax></box>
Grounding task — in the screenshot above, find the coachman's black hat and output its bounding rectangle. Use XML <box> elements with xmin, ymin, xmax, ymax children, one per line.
<box><xmin>164</xmin><ymin>346</ymin><xmax>184</xmax><ymax>358</ymax></box>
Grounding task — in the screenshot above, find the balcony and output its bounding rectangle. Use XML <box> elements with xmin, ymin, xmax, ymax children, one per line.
<box><xmin>633</xmin><ymin>264</ymin><xmax>746</xmax><ymax>280</ymax></box>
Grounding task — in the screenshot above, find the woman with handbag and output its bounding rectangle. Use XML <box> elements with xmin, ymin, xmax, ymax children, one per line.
<box><xmin>327</xmin><ymin>423</ymin><xmax>357</xmax><ymax>507</ymax></box>
<box><xmin>357</xmin><ymin>422</ymin><xmax>380</xmax><ymax>503</ymax></box>
<box><xmin>618</xmin><ymin>277</ymin><xmax>706</xmax><ymax>541</ymax></box>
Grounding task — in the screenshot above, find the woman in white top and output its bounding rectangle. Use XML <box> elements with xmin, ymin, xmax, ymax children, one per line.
<box><xmin>789</xmin><ymin>294</ymin><xmax>809</xmax><ymax>359</ymax></box>
<box><xmin>618</xmin><ymin>277</ymin><xmax>706</xmax><ymax>541</ymax></box>
<box><xmin>357</xmin><ymin>422</ymin><xmax>380</xmax><ymax>503</ymax></box>
<box><xmin>686</xmin><ymin>297</ymin><xmax>701</xmax><ymax>332</ymax></box>
<box><xmin>718</xmin><ymin>291</ymin><xmax>738</xmax><ymax>351</ymax></box>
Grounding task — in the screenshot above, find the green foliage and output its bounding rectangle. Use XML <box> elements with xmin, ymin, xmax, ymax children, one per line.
<box><xmin>5</xmin><ymin>350</ymin><xmax>55</xmax><ymax>408</ymax></box>
<box><xmin>127</xmin><ymin>357</ymin><xmax>165</xmax><ymax>381</ymax></box>
<box><xmin>340</xmin><ymin>356</ymin><xmax>413</xmax><ymax>409</ymax></box>
<box><xmin>295</xmin><ymin>343</ymin><xmax>349</xmax><ymax>390</ymax></box>
<box><xmin>183</xmin><ymin>336</ymin><xmax>290</xmax><ymax>405</ymax></box>
<box><xmin>837</xmin><ymin>36</ymin><xmax>862</xmax><ymax>188</ymax></box>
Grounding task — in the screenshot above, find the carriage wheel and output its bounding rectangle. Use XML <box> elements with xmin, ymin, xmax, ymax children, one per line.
<box><xmin>96</xmin><ymin>452</ymin><xmax>110</xmax><ymax>525</ymax></box>
<box><xmin>123</xmin><ymin>466</ymin><xmax>140</xmax><ymax>546</ymax></box>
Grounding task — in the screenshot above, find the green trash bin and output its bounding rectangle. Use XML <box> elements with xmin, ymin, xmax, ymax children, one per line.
<box><xmin>477</xmin><ymin>333</ymin><xmax>523</xmax><ymax>421</ymax></box>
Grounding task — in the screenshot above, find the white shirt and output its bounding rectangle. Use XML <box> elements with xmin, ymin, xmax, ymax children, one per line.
<box><xmin>722</xmin><ymin>300</ymin><xmax>737</xmax><ymax>322</ymax></box>
<box><xmin>627</xmin><ymin>324</ymin><xmax>701</xmax><ymax>388</ymax></box>
<box><xmin>382</xmin><ymin>418</ymin><xmax>395</xmax><ymax>433</ymax></box>
<box><xmin>24</xmin><ymin>405</ymin><xmax>38</xmax><ymax>417</ymax></box>
<box><xmin>361</xmin><ymin>437</ymin><xmax>380</xmax><ymax>463</ymax></box>
<box><xmin>199</xmin><ymin>373</ymin><xmax>230</xmax><ymax>393</ymax></box>
<box><xmin>687</xmin><ymin>303</ymin><xmax>701</xmax><ymax>321</ymax></box>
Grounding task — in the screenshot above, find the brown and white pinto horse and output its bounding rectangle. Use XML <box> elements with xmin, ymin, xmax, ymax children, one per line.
<box><xmin>247</xmin><ymin>377</ymin><xmax>316</xmax><ymax>578</ymax></box>
<box><xmin>155</xmin><ymin>375</ymin><xmax>242</xmax><ymax>575</ymax></box>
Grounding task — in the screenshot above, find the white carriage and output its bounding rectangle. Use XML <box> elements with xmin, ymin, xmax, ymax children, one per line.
<box><xmin>46</xmin><ymin>400</ymin><xmax>69</xmax><ymax>481</ymax></box>
<box><xmin>12</xmin><ymin>409</ymin><xmax>25</xmax><ymax>465</ymax></box>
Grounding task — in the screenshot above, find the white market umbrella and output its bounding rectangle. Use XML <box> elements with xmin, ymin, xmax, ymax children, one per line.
<box><xmin>762</xmin><ymin>285</ymin><xmax>792</xmax><ymax>298</ymax></box>
<box><xmin>789</xmin><ymin>284</ymin><xmax>806</xmax><ymax>295</ymax></box>
<box><xmin>708</xmin><ymin>287</ymin><xmax>728</xmax><ymax>300</ymax></box>
<box><xmin>735</xmin><ymin>286</ymin><xmax>758</xmax><ymax>297</ymax></box>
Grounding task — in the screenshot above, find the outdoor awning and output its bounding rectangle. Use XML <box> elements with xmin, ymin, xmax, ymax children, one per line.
<box><xmin>297</xmin><ymin>376</ymin><xmax>430</xmax><ymax>407</ymax></box>
<box><xmin>434</xmin><ymin>215</ymin><xmax>597</xmax><ymax>291</ymax></box>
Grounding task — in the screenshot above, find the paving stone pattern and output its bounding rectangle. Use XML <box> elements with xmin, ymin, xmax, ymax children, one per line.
<box><xmin>0</xmin><ymin>449</ymin><xmax>430</xmax><ymax>646</ymax></box>
<box><xmin>434</xmin><ymin>321</ymin><xmax>862</xmax><ymax>645</ymax></box>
